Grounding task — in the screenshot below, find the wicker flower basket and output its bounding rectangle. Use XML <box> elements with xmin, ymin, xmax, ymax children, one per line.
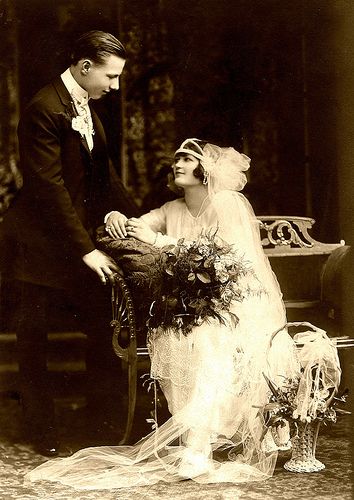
<box><xmin>266</xmin><ymin>321</ymin><xmax>341</xmax><ymax>473</ymax></box>
<box><xmin>284</xmin><ymin>420</ymin><xmax>325</xmax><ymax>473</ymax></box>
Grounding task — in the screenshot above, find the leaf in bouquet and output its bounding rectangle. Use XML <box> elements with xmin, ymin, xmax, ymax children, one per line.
<box><xmin>263</xmin><ymin>372</ymin><xmax>282</xmax><ymax>399</ymax></box>
<box><xmin>189</xmin><ymin>298</ymin><xmax>208</xmax><ymax>309</ymax></box>
<box><xmin>162</xmin><ymin>244</ymin><xmax>176</xmax><ymax>252</ymax></box>
<box><xmin>203</xmin><ymin>256</ymin><xmax>214</xmax><ymax>268</ymax></box>
<box><xmin>334</xmin><ymin>388</ymin><xmax>349</xmax><ymax>403</ymax></box>
<box><xmin>196</xmin><ymin>271</ymin><xmax>211</xmax><ymax>283</ymax></box>
<box><xmin>217</xmin><ymin>243</ymin><xmax>232</xmax><ymax>254</ymax></box>
<box><xmin>192</xmin><ymin>254</ymin><xmax>204</xmax><ymax>262</ymax></box>
<box><xmin>264</xmin><ymin>402</ymin><xmax>283</xmax><ymax>411</ymax></box>
<box><xmin>268</xmin><ymin>415</ymin><xmax>288</xmax><ymax>428</ymax></box>
<box><xmin>165</xmin><ymin>267</ymin><xmax>174</xmax><ymax>276</ymax></box>
<box><xmin>229</xmin><ymin>312</ymin><xmax>240</xmax><ymax>328</ymax></box>
<box><xmin>165</xmin><ymin>296</ymin><xmax>178</xmax><ymax>308</ymax></box>
<box><xmin>187</xmin><ymin>272</ymin><xmax>196</xmax><ymax>281</ymax></box>
<box><xmin>335</xmin><ymin>408</ymin><xmax>351</xmax><ymax>415</ymax></box>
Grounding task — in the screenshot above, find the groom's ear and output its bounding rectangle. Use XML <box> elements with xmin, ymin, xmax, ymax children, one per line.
<box><xmin>81</xmin><ymin>60</ymin><xmax>92</xmax><ymax>75</ymax></box>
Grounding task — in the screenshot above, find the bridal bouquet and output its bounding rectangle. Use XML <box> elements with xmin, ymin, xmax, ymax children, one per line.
<box><xmin>142</xmin><ymin>229</ymin><xmax>259</xmax><ymax>336</ymax></box>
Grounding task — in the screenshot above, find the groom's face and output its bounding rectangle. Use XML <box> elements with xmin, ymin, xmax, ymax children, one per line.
<box><xmin>82</xmin><ymin>54</ymin><xmax>126</xmax><ymax>99</ymax></box>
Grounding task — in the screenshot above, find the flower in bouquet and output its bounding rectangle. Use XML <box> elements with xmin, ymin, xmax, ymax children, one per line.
<box><xmin>146</xmin><ymin>229</ymin><xmax>261</xmax><ymax>336</ymax></box>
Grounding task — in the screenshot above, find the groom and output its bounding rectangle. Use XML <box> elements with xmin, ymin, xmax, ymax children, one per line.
<box><xmin>0</xmin><ymin>31</ymin><xmax>132</xmax><ymax>456</ymax></box>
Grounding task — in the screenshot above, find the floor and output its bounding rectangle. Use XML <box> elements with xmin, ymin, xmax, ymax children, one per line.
<box><xmin>0</xmin><ymin>365</ymin><xmax>353</xmax><ymax>500</ymax></box>
<box><xmin>0</xmin><ymin>295</ymin><xmax>353</xmax><ymax>500</ymax></box>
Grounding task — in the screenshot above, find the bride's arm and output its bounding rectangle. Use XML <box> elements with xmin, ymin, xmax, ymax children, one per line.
<box><xmin>104</xmin><ymin>202</ymin><xmax>178</xmax><ymax>246</ymax></box>
<box><xmin>125</xmin><ymin>206</ymin><xmax>177</xmax><ymax>247</ymax></box>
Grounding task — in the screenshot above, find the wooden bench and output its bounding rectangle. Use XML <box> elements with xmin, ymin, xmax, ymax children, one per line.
<box><xmin>110</xmin><ymin>216</ymin><xmax>352</xmax><ymax>444</ymax></box>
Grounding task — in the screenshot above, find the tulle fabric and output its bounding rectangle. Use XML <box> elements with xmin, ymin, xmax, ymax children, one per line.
<box><xmin>26</xmin><ymin>321</ymin><xmax>297</xmax><ymax>490</ymax></box>
<box><xmin>291</xmin><ymin>323</ymin><xmax>341</xmax><ymax>421</ymax></box>
<box><xmin>26</xmin><ymin>190</ymin><xmax>300</xmax><ymax>490</ymax></box>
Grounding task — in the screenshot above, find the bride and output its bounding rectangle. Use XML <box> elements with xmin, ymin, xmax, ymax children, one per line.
<box><xmin>26</xmin><ymin>138</ymin><xmax>300</xmax><ymax>489</ymax></box>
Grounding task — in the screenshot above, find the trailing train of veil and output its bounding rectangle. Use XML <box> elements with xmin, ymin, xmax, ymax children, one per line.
<box><xmin>26</xmin><ymin>187</ymin><xmax>300</xmax><ymax>490</ymax></box>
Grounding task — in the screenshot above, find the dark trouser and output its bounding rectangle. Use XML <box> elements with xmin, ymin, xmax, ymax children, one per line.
<box><xmin>16</xmin><ymin>281</ymin><xmax>55</xmax><ymax>439</ymax></box>
<box><xmin>15</xmin><ymin>274</ymin><xmax>122</xmax><ymax>441</ymax></box>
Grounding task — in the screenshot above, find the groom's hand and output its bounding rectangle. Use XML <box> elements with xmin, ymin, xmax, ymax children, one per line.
<box><xmin>82</xmin><ymin>249</ymin><xmax>119</xmax><ymax>284</ymax></box>
<box><xmin>105</xmin><ymin>211</ymin><xmax>128</xmax><ymax>239</ymax></box>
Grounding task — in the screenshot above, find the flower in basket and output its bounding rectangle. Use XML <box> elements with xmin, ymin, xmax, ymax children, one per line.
<box><xmin>262</xmin><ymin>372</ymin><xmax>350</xmax><ymax>436</ymax></box>
<box><xmin>259</xmin><ymin>323</ymin><xmax>349</xmax><ymax>444</ymax></box>
<box><xmin>144</xmin><ymin>229</ymin><xmax>262</xmax><ymax>336</ymax></box>
<box><xmin>260</xmin><ymin>372</ymin><xmax>350</xmax><ymax>472</ymax></box>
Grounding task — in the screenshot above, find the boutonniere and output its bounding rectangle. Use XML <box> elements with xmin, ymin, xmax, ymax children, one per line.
<box><xmin>56</xmin><ymin>101</ymin><xmax>78</xmax><ymax>126</ymax></box>
<box><xmin>71</xmin><ymin>114</ymin><xmax>89</xmax><ymax>138</ymax></box>
<box><xmin>56</xmin><ymin>101</ymin><xmax>94</xmax><ymax>139</ymax></box>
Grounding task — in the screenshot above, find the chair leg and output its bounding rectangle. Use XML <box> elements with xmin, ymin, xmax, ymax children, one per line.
<box><xmin>111</xmin><ymin>275</ymin><xmax>139</xmax><ymax>444</ymax></box>
<box><xmin>119</xmin><ymin>355</ymin><xmax>137</xmax><ymax>444</ymax></box>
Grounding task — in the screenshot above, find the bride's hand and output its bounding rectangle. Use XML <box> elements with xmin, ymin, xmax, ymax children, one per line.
<box><xmin>125</xmin><ymin>217</ymin><xmax>157</xmax><ymax>245</ymax></box>
<box><xmin>105</xmin><ymin>211</ymin><xmax>128</xmax><ymax>239</ymax></box>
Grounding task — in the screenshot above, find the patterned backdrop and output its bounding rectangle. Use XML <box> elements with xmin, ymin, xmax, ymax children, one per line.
<box><xmin>118</xmin><ymin>0</ymin><xmax>177</xmax><ymax>209</ymax></box>
<box><xmin>0</xmin><ymin>0</ymin><xmax>21</xmax><ymax>217</ymax></box>
<box><xmin>0</xmin><ymin>0</ymin><xmax>311</xmax><ymax>218</ymax></box>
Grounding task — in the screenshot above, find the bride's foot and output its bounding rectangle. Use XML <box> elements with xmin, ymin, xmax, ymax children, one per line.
<box><xmin>178</xmin><ymin>449</ymin><xmax>211</xmax><ymax>479</ymax></box>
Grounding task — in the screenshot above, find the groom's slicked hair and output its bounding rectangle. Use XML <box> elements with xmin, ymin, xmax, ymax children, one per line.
<box><xmin>70</xmin><ymin>30</ymin><xmax>126</xmax><ymax>65</ymax></box>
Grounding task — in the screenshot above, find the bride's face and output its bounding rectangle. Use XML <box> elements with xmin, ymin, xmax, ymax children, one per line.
<box><xmin>173</xmin><ymin>154</ymin><xmax>201</xmax><ymax>188</ymax></box>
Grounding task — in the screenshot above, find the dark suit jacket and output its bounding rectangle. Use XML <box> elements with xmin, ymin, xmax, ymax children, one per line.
<box><xmin>1</xmin><ymin>76</ymin><xmax>122</xmax><ymax>289</ymax></box>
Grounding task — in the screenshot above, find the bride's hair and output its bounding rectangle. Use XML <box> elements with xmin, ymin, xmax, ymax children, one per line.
<box><xmin>174</xmin><ymin>139</ymin><xmax>207</xmax><ymax>182</ymax></box>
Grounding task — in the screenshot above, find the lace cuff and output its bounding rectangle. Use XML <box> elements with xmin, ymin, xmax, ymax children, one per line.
<box><xmin>154</xmin><ymin>232</ymin><xmax>178</xmax><ymax>248</ymax></box>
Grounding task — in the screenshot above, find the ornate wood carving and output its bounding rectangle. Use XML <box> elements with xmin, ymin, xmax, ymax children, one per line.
<box><xmin>258</xmin><ymin>216</ymin><xmax>344</xmax><ymax>256</ymax></box>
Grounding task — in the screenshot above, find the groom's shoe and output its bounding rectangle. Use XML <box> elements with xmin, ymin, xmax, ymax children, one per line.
<box><xmin>33</xmin><ymin>435</ymin><xmax>60</xmax><ymax>457</ymax></box>
<box><xmin>31</xmin><ymin>426</ymin><xmax>60</xmax><ymax>457</ymax></box>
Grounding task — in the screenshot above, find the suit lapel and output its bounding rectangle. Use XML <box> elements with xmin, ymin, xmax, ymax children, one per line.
<box><xmin>90</xmin><ymin>106</ymin><xmax>107</xmax><ymax>150</ymax></box>
<box><xmin>79</xmin><ymin>133</ymin><xmax>92</xmax><ymax>158</ymax></box>
<box><xmin>53</xmin><ymin>77</ymin><xmax>92</xmax><ymax>158</ymax></box>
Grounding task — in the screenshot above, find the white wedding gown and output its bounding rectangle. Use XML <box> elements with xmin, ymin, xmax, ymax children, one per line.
<box><xmin>26</xmin><ymin>190</ymin><xmax>299</xmax><ymax>490</ymax></box>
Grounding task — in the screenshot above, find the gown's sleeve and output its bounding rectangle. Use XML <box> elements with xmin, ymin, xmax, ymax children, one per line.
<box><xmin>140</xmin><ymin>203</ymin><xmax>179</xmax><ymax>248</ymax></box>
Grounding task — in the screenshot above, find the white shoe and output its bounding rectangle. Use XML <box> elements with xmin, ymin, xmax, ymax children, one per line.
<box><xmin>179</xmin><ymin>449</ymin><xmax>211</xmax><ymax>479</ymax></box>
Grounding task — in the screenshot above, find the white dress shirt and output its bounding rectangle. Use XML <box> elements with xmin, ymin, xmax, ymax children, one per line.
<box><xmin>61</xmin><ymin>68</ymin><xmax>94</xmax><ymax>151</ymax></box>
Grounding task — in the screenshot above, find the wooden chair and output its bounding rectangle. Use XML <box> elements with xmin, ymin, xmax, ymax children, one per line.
<box><xmin>258</xmin><ymin>216</ymin><xmax>345</xmax><ymax>310</ymax></box>
<box><xmin>110</xmin><ymin>216</ymin><xmax>352</xmax><ymax>444</ymax></box>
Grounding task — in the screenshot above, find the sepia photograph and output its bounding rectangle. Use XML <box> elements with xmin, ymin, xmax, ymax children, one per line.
<box><xmin>0</xmin><ymin>0</ymin><xmax>353</xmax><ymax>498</ymax></box>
